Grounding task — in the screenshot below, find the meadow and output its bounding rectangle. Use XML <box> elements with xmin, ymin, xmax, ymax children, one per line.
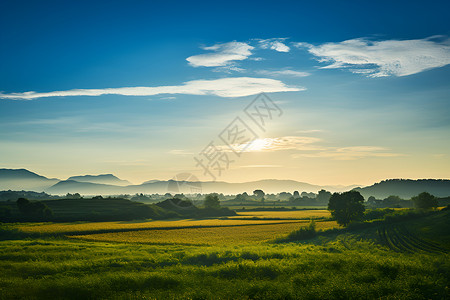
<box><xmin>0</xmin><ymin>208</ymin><xmax>449</xmax><ymax>299</ymax></box>
<box><xmin>69</xmin><ymin>220</ymin><xmax>338</xmax><ymax>246</ymax></box>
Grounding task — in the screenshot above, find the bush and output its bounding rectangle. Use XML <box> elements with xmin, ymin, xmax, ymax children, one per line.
<box><xmin>363</xmin><ymin>208</ymin><xmax>395</xmax><ymax>221</ymax></box>
<box><xmin>412</xmin><ymin>192</ymin><xmax>438</xmax><ymax>209</ymax></box>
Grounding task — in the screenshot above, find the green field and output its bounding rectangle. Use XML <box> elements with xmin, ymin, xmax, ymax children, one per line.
<box><xmin>0</xmin><ymin>209</ymin><xmax>449</xmax><ymax>299</ymax></box>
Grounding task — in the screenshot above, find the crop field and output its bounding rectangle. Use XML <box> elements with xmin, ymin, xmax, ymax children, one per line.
<box><xmin>17</xmin><ymin>218</ymin><xmax>312</xmax><ymax>235</ymax></box>
<box><xmin>1</xmin><ymin>209</ymin><xmax>449</xmax><ymax>299</ymax></box>
<box><xmin>377</xmin><ymin>225</ymin><xmax>448</xmax><ymax>254</ymax></box>
<box><xmin>230</xmin><ymin>209</ymin><xmax>331</xmax><ymax>219</ymax></box>
<box><xmin>69</xmin><ymin>220</ymin><xmax>339</xmax><ymax>245</ymax></box>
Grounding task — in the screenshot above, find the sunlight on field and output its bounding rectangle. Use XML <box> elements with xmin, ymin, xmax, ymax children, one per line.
<box><xmin>231</xmin><ymin>210</ymin><xmax>331</xmax><ymax>219</ymax></box>
<box><xmin>69</xmin><ymin>221</ymin><xmax>339</xmax><ymax>245</ymax></box>
<box><xmin>18</xmin><ymin>219</ymin><xmax>308</xmax><ymax>234</ymax></box>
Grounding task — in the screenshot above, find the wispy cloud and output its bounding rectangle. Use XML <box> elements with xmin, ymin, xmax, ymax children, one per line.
<box><xmin>258</xmin><ymin>38</ymin><xmax>290</xmax><ymax>52</ymax></box>
<box><xmin>293</xmin><ymin>146</ymin><xmax>403</xmax><ymax>160</ymax></box>
<box><xmin>239</xmin><ymin>164</ymin><xmax>282</xmax><ymax>168</ymax></box>
<box><xmin>0</xmin><ymin>77</ymin><xmax>302</xmax><ymax>100</ymax></box>
<box><xmin>295</xmin><ymin>36</ymin><xmax>450</xmax><ymax>77</ymax></box>
<box><xmin>168</xmin><ymin>149</ymin><xmax>194</xmax><ymax>155</ymax></box>
<box><xmin>187</xmin><ymin>38</ymin><xmax>291</xmax><ymax>69</ymax></box>
<box><xmin>296</xmin><ymin>129</ymin><xmax>324</xmax><ymax>134</ymax></box>
<box><xmin>257</xmin><ymin>69</ymin><xmax>310</xmax><ymax>77</ymax></box>
<box><xmin>222</xmin><ymin>136</ymin><xmax>325</xmax><ymax>153</ymax></box>
<box><xmin>220</xmin><ymin>136</ymin><xmax>401</xmax><ymax>160</ymax></box>
<box><xmin>186</xmin><ymin>42</ymin><xmax>254</xmax><ymax>67</ymax></box>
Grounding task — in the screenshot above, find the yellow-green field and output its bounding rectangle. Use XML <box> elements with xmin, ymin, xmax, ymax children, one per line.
<box><xmin>230</xmin><ymin>209</ymin><xmax>331</xmax><ymax>219</ymax></box>
<box><xmin>17</xmin><ymin>218</ymin><xmax>311</xmax><ymax>235</ymax></box>
<box><xmin>69</xmin><ymin>220</ymin><xmax>339</xmax><ymax>245</ymax></box>
<box><xmin>1</xmin><ymin>209</ymin><xmax>449</xmax><ymax>299</ymax></box>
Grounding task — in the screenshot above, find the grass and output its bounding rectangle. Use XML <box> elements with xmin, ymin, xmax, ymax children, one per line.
<box><xmin>229</xmin><ymin>209</ymin><xmax>331</xmax><ymax>219</ymax></box>
<box><xmin>0</xmin><ymin>237</ymin><xmax>448</xmax><ymax>299</ymax></box>
<box><xmin>16</xmin><ymin>218</ymin><xmax>315</xmax><ymax>235</ymax></box>
<box><xmin>69</xmin><ymin>220</ymin><xmax>338</xmax><ymax>245</ymax></box>
<box><xmin>0</xmin><ymin>209</ymin><xmax>449</xmax><ymax>299</ymax></box>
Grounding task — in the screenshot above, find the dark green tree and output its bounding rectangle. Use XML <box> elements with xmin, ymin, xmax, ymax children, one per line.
<box><xmin>253</xmin><ymin>189</ymin><xmax>265</xmax><ymax>199</ymax></box>
<box><xmin>316</xmin><ymin>189</ymin><xmax>332</xmax><ymax>204</ymax></box>
<box><xmin>16</xmin><ymin>198</ymin><xmax>31</xmax><ymax>215</ymax></box>
<box><xmin>253</xmin><ymin>189</ymin><xmax>265</xmax><ymax>204</ymax></box>
<box><xmin>328</xmin><ymin>191</ymin><xmax>365</xmax><ymax>226</ymax></box>
<box><xmin>16</xmin><ymin>198</ymin><xmax>52</xmax><ymax>220</ymax></box>
<box><xmin>204</xmin><ymin>194</ymin><xmax>220</xmax><ymax>209</ymax></box>
<box><xmin>412</xmin><ymin>192</ymin><xmax>438</xmax><ymax>209</ymax></box>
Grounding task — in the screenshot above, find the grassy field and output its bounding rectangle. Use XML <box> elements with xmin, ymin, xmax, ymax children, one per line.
<box><xmin>17</xmin><ymin>218</ymin><xmax>314</xmax><ymax>235</ymax></box>
<box><xmin>229</xmin><ymin>209</ymin><xmax>331</xmax><ymax>219</ymax></box>
<box><xmin>0</xmin><ymin>209</ymin><xmax>449</xmax><ymax>299</ymax></box>
<box><xmin>69</xmin><ymin>220</ymin><xmax>338</xmax><ymax>245</ymax></box>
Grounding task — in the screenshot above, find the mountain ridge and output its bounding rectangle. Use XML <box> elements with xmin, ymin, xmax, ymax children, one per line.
<box><xmin>1</xmin><ymin>169</ymin><xmax>449</xmax><ymax>198</ymax></box>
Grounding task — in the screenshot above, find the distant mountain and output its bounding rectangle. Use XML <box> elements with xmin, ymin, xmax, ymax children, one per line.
<box><xmin>353</xmin><ymin>179</ymin><xmax>450</xmax><ymax>199</ymax></box>
<box><xmin>67</xmin><ymin>174</ymin><xmax>130</xmax><ymax>186</ymax></box>
<box><xmin>45</xmin><ymin>178</ymin><xmax>355</xmax><ymax>195</ymax></box>
<box><xmin>47</xmin><ymin>180</ymin><xmax>126</xmax><ymax>195</ymax></box>
<box><xmin>0</xmin><ymin>168</ymin><xmax>59</xmax><ymax>191</ymax></box>
<box><xmin>142</xmin><ymin>179</ymin><xmax>162</xmax><ymax>184</ymax></box>
<box><xmin>168</xmin><ymin>179</ymin><xmax>351</xmax><ymax>195</ymax></box>
<box><xmin>7</xmin><ymin>169</ymin><xmax>449</xmax><ymax>198</ymax></box>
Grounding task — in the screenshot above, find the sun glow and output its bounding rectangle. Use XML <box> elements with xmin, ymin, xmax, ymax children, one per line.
<box><xmin>247</xmin><ymin>138</ymin><xmax>273</xmax><ymax>151</ymax></box>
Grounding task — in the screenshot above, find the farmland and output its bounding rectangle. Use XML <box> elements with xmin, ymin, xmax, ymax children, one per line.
<box><xmin>0</xmin><ymin>208</ymin><xmax>449</xmax><ymax>299</ymax></box>
<box><xmin>228</xmin><ymin>209</ymin><xmax>331</xmax><ymax>219</ymax></box>
<box><xmin>69</xmin><ymin>220</ymin><xmax>338</xmax><ymax>245</ymax></box>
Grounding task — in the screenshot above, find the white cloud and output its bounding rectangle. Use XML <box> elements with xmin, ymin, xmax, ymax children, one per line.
<box><xmin>186</xmin><ymin>42</ymin><xmax>254</xmax><ymax>67</ymax></box>
<box><xmin>259</xmin><ymin>38</ymin><xmax>290</xmax><ymax>52</ymax></box>
<box><xmin>257</xmin><ymin>69</ymin><xmax>310</xmax><ymax>77</ymax></box>
<box><xmin>296</xmin><ymin>36</ymin><xmax>450</xmax><ymax>77</ymax></box>
<box><xmin>0</xmin><ymin>77</ymin><xmax>303</xmax><ymax>100</ymax></box>
<box><xmin>212</xmin><ymin>66</ymin><xmax>246</xmax><ymax>73</ymax></box>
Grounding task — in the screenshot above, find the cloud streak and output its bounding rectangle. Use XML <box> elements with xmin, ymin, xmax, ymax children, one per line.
<box><xmin>220</xmin><ymin>136</ymin><xmax>401</xmax><ymax>160</ymax></box>
<box><xmin>257</xmin><ymin>69</ymin><xmax>310</xmax><ymax>77</ymax></box>
<box><xmin>186</xmin><ymin>42</ymin><xmax>254</xmax><ymax>67</ymax></box>
<box><xmin>294</xmin><ymin>146</ymin><xmax>403</xmax><ymax>160</ymax></box>
<box><xmin>296</xmin><ymin>36</ymin><xmax>450</xmax><ymax>77</ymax></box>
<box><xmin>0</xmin><ymin>77</ymin><xmax>303</xmax><ymax>100</ymax></box>
<box><xmin>258</xmin><ymin>38</ymin><xmax>290</xmax><ymax>52</ymax></box>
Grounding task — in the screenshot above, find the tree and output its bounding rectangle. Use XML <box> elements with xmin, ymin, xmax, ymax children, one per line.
<box><xmin>412</xmin><ymin>192</ymin><xmax>438</xmax><ymax>209</ymax></box>
<box><xmin>316</xmin><ymin>189</ymin><xmax>332</xmax><ymax>204</ymax></box>
<box><xmin>328</xmin><ymin>191</ymin><xmax>365</xmax><ymax>227</ymax></box>
<box><xmin>293</xmin><ymin>191</ymin><xmax>300</xmax><ymax>198</ymax></box>
<box><xmin>253</xmin><ymin>189</ymin><xmax>265</xmax><ymax>204</ymax></box>
<box><xmin>16</xmin><ymin>198</ymin><xmax>53</xmax><ymax>220</ymax></box>
<box><xmin>17</xmin><ymin>198</ymin><xmax>31</xmax><ymax>215</ymax></box>
<box><xmin>253</xmin><ymin>189</ymin><xmax>265</xmax><ymax>199</ymax></box>
<box><xmin>204</xmin><ymin>194</ymin><xmax>220</xmax><ymax>209</ymax></box>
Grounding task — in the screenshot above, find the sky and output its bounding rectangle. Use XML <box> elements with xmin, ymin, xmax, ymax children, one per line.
<box><xmin>0</xmin><ymin>0</ymin><xmax>449</xmax><ymax>186</ymax></box>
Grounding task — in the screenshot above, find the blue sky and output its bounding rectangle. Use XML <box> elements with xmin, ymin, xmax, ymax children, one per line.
<box><xmin>0</xmin><ymin>0</ymin><xmax>449</xmax><ymax>185</ymax></box>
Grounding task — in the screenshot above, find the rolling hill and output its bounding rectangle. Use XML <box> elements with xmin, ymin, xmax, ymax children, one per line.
<box><xmin>0</xmin><ymin>169</ymin><xmax>59</xmax><ymax>191</ymax></box>
<box><xmin>353</xmin><ymin>179</ymin><xmax>450</xmax><ymax>199</ymax></box>
<box><xmin>2</xmin><ymin>169</ymin><xmax>450</xmax><ymax>198</ymax></box>
<box><xmin>67</xmin><ymin>174</ymin><xmax>131</xmax><ymax>186</ymax></box>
